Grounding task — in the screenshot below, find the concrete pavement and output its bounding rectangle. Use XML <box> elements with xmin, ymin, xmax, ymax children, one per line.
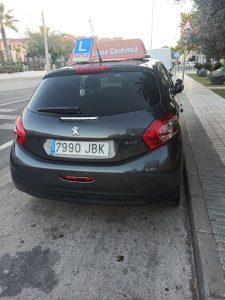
<box><xmin>0</xmin><ymin>77</ymin><xmax>194</xmax><ymax>299</ymax></box>
<box><xmin>180</xmin><ymin>74</ymin><xmax>225</xmax><ymax>298</ymax></box>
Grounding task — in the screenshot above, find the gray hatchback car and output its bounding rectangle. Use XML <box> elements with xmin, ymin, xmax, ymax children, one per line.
<box><xmin>10</xmin><ymin>59</ymin><xmax>184</xmax><ymax>205</ymax></box>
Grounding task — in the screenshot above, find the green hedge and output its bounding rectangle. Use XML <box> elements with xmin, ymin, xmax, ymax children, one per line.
<box><xmin>0</xmin><ymin>64</ymin><xmax>24</xmax><ymax>73</ymax></box>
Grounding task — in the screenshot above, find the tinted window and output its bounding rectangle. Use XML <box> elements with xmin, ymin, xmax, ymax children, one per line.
<box><xmin>28</xmin><ymin>71</ymin><xmax>160</xmax><ymax>116</ymax></box>
<box><xmin>158</xmin><ymin>64</ymin><xmax>171</xmax><ymax>87</ymax></box>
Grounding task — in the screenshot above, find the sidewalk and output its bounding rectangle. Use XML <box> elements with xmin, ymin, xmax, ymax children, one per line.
<box><xmin>0</xmin><ymin>71</ymin><xmax>46</xmax><ymax>80</ymax></box>
<box><xmin>179</xmin><ymin>75</ymin><xmax>225</xmax><ymax>296</ymax></box>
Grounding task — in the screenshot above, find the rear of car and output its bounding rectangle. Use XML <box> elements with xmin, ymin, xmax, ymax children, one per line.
<box><xmin>10</xmin><ymin>62</ymin><xmax>182</xmax><ymax>205</ymax></box>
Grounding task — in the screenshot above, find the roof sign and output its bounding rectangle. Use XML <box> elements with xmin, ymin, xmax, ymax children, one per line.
<box><xmin>73</xmin><ymin>38</ymin><xmax>93</xmax><ymax>62</ymax></box>
<box><xmin>68</xmin><ymin>38</ymin><xmax>147</xmax><ymax>64</ymax></box>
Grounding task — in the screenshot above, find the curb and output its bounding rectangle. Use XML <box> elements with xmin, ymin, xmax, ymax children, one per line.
<box><xmin>182</xmin><ymin>114</ymin><xmax>225</xmax><ymax>300</ymax></box>
<box><xmin>0</xmin><ymin>71</ymin><xmax>46</xmax><ymax>81</ymax></box>
<box><xmin>0</xmin><ymin>76</ymin><xmax>43</xmax><ymax>81</ymax></box>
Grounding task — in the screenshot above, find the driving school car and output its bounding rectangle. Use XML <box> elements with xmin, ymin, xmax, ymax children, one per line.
<box><xmin>10</xmin><ymin>39</ymin><xmax>184</xmax><ymax>206</ymax></box>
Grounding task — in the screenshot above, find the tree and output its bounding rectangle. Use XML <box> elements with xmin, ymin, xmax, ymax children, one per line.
<box><xmin>192</xmin><ymin>0</ymin><xmax>225</xmax><ymax>60</ymax></box>
<box><xmin>0</xmin><ymin>3</ymin><xmax>18</xmax><ymax>62</ymax></box>
<box><xmin>48</xmin><ymin>32</ymin><xmax>74</xmax><ymax>64</ymax></box>
<box><xmin>26</xmin><ymin>29</ymin><xmax>74</xmax><ymax>64</ymax></box>
<box><xmin>26</xmin><ymin>29</ymin><xmax>45</xmax><ymax>58</ymax></box>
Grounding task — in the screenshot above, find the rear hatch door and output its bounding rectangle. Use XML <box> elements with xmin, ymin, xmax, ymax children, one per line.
<box><xmin>23</xmin><ymin>66</ymin><xmax>162</xmax><ymax>163</ymax></box>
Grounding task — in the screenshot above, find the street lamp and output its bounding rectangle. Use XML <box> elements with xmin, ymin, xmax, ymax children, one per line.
<box><xmin>150</xmin><ymin>0</ymin><xmax>155</xmax><ymax>49</ymax></box>
<box><xmin>42</xmin><ymin>11</ymin><xmax>51</xmax><ymax>72</ymax></box>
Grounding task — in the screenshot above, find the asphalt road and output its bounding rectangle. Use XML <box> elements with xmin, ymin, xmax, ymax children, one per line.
<box><xmin>0</xmin><ymin>77</ymin><xmax>194</xmax><ymax>300</ymax></box>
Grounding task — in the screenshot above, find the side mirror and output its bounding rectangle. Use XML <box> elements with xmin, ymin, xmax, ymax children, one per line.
<box><xmin>174</xmin><ymin>79</ymin><xmax>184</xmax><ymax>94</ymax></box>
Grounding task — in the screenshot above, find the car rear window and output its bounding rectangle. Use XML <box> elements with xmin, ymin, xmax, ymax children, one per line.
<box><xmin>28</xmin><ymin>71</ymin><xmax>160</xmax><ymax>116</ymax></box>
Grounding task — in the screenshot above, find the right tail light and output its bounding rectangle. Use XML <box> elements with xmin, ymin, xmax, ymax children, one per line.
<box><xmin>143</xmin><ymin>112</ymin><xmax>179</xmax><ymax>150</ymax></box>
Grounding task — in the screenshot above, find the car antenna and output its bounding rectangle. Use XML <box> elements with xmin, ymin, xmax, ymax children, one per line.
<box><xmin>89</xmin><ymin>19</ymin><xmax>103</xmax><ymax>64</ymax></box>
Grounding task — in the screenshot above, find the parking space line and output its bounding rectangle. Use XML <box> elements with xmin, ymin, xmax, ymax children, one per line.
<box><xmin>0</xmin><ymin>140</ymin><xmax>13</xmax><ymax>150</ymax></box>
<box><xmin>0</xmin><ymin>98</ymin><xmax>30</xmax><ymax>107</ymax></box>
<box><xmin>0</xmin><ymin>115</ymin><xmax>17</xmax><ymax>120</ymax></box>
<box><xmin>0</xmin><ymin>108</ymin><xmax>16</xmax><ymax>113</ymax></box>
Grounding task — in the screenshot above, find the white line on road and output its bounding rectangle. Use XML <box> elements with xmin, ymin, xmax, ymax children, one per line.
<box><xmin>0</xmin><ymin>115</ymin><xmax>17</xmax><ymax>120</ymax></box>
<box><xmin>0</xmin><ymin>123</ymin><xmax>15</xmax><ymax>130</ymax></box>
<box><xmin>0</xmin><ymin>108</ymin><xmax>16</xmax><ymax>113</ymax></box>
<box><xmin>0</xmin><ymin>140</ymin><xmax>13</xmax><ymax>150</ymax></box>
<box><xmin>0</xmin><ymin>98</ymin><xmax>30</xmax><ymax>107</ymax></box>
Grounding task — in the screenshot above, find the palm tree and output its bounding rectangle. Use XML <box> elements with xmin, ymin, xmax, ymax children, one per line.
<box><xmin>0</xmin><ymin>3</ymin><xmax>18</xmax><ymax>62</ymax></box>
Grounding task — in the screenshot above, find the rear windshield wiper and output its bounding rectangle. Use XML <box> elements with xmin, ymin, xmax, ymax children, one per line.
<box><xmin>37</xmin><ymin>107</ymin><xmax>81</xmax><ymax>115</ymax></box>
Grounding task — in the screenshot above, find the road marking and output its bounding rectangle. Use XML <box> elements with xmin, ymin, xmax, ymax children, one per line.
<box><xmin>0</xmin><ymin>123</ymin><xmax>15</xmax><ymax>130</ymax></box>
<box><xmin>0</xmin><ymin>98</ymin><xmax>30</xmax><ymax>107</ymax></box>
<box><xmin>0</xmin><ymin>108</ymin><xmax>16</xmax><ymax>113</ymax></box>
<box><xmin>0</xmin><ymin>140</ymin><xmax>13</xmax><ymax>150</ymax></box>
<box><xmin>0</xmin><ymin>115</ymin><xmax>17</xmax><ymax>120</ymax></box>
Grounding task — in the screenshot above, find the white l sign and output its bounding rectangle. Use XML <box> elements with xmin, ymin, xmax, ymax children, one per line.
<box><xmin>78</xmin><ymin>41</ymin><xmax>86</xmax><ymax>52</ymax></box>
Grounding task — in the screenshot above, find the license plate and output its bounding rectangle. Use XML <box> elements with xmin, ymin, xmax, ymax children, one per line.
<box><xmin>51</xmin><ymin>140</ymin><xmax>109</xmax><ymax>157</ymax></box>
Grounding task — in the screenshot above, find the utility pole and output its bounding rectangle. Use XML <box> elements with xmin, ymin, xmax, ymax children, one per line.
<box><xmin>181</xmin><ymin>19</ymin><xmax>192</xmax><ymax>83</ymax></box>
<box><xmin>42</xmin><ymin>11</ymin><xmax>51</xmax><ymax>72</ymax></box>
<box><xmin>182</xmin><ymin>43</ymin><xmax>187</xmax><ymax>82</ymax></box>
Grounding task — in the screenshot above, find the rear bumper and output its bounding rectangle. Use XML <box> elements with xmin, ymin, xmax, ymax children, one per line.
<box><xmin>10</xmin><ymin>137</ymin><xmax>182</xmax><ymax>205</ymax></box>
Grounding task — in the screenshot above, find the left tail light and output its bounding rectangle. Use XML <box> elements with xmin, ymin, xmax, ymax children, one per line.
<box><xmin>15</xmin><ymin>115</ymin><xmax>26</xmax><ymax>146</ymax></box>
<box><xmin>143</xmin><ymin>112</ymin><xmax>179</xmax><ymax>150</ymax></box>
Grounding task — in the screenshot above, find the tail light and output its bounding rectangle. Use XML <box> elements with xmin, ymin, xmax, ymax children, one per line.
<box><xmin>143</xmin><ymin>112</ymin><xmax>179</xmax><ymax>150</ymax></box>
<box><xmin>15</xmin><ymin>116</ymin><xmax>26</xmax><ymax>146</ymax></box>
<box><xmin>60</xmin><ymin>175</ymin><xmax>96</xmax><ymax>183</ymax></box>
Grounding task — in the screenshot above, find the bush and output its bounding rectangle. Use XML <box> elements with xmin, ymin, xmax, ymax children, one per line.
<box><xmin>195</xmin><ymin>63</ymin><xmax>204</xmax><ymax>70</ymax></box>
<box><xmin>197</xmin><ymin>68</ymin><xmax>207</xmax><ymax>77</ymax></box>
<box><xmin>195</xmin><ymin>62</ymin><xmax>222</xmax><ymax>72</ymax></box>
<box><xmin>0</xmin><ymin>64</ymin><xmax>24</xmax><ymax>73</ymax></box>
<box><xmin>208</xmin><ymin>72</ymin><xmax>225</xmax><ymax>85</ymax></box>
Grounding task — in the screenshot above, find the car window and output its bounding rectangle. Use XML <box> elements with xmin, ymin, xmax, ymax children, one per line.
<box><xmin>28</xmin><ymin>71</ymin><xmax>160</xmax><ymax>116</ymax></box>
<box><xmin>158</xmin><ymin>64</ymin><xmax>171</xmax><ymax>86</ymax></box>
<box><xmin>158</xmin><ymin>63</ymin><xmax>175</xmax><ymax>95</ymax></box>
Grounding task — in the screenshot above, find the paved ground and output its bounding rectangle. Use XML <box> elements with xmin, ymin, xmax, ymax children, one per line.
<box><xmin>0</xmin><ymin>77</ymin><xmax>194</xmax><ymax>299</ymax></box>
<box><xmin>0</xmin><ymin>78</ymin><xmax>41</xmax><ymax>92</ymax></box>
<box><xmin>180</xmin><ymin>74</ymin><xmax>225</xmax><ymax>271</ymax></box>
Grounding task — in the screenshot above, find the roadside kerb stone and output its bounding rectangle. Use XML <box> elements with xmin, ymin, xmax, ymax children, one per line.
<box><xmin>182</xmin><ymin>112</ymin><xmax>225</xmax><ymax>299</ymax></box>
<box><xmin>0</xmin><ymin>71</ymin><xmax>46</xmax><ymax>81</ymax></box>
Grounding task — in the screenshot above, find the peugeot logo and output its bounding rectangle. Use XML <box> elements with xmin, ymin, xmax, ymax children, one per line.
<box><xmin>72</xmin><ymin>126</ymin><xmax>80</xmax><ymax>136</ymax></box>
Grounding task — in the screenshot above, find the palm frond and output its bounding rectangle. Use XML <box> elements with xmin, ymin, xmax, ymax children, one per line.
<box><xmin>4</xmin><ymin>14</ymin><xmax>14</xmax><ymax>20</ymax></box>
<box><xmin>6</xmin><ymin>9</ymin><xmax>13</xmax><ymax>15</ymax></box>
<box><xmin>4</xmin><ymin>17</ymin><xmax>18</xmax><ymax>23</ymax></box>
<box><xmin>4</xmin><ymin>22</ymin><xmax>18</xmax><ymax>32</ymax></box>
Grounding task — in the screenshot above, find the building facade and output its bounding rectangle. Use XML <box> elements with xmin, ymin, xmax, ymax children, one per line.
<box><xmin>0</xmin><ymin>38</ymin><xmax>27</xmax><ymax>63</ymax></box>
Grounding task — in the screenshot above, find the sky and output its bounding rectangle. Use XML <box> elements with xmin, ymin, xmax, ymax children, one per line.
<box><xmin>4</xmin><ymin>0</ymin><xmax>193</xmax><ymax>49</ymax></box>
